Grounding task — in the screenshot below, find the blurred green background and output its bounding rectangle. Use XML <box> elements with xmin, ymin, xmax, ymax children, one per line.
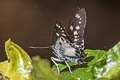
<box><xmin>0</xmin><ymin>0</ymin><xmax>120</xmax><ymax>61</ymax></box>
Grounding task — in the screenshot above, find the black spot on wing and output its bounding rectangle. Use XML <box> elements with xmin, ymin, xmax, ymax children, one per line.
<box><xmin>66</xmin><ymin>8</ymin><xmax>86</xmax><ymax>45</ymax></box>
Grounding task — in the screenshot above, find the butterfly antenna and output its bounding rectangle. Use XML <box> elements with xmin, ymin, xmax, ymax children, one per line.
<box><xmin>29</xmin><ymin>46</ymin><xmax>51</xmax><ymax>49</ymax></box>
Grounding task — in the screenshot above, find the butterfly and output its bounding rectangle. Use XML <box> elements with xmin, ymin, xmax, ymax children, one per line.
<box><xmin>30</xmin><ymin>8</ymin><xmax>87</xmax><ymax>74</ymax></box>
<box><xmin>51</xmin><ymin>8</ymin><xmax>87</xmax><ymax>74</ymax></box>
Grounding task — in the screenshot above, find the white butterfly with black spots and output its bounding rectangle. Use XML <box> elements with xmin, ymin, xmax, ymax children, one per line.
<box><xmin>51</xmin><ymin>8</ymin><xmax>87</xmax><ymax>74</ymax></box>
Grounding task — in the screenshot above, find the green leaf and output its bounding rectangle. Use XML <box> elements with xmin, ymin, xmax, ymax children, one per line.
<box><xmin>103</xmin><ymin>42</ymin><xmax>120</xmax><ymax>77</ymax></box>
<box><xmin>0</xmin><ymin>61</ymin><xmax>9</xmax><ymax>75</ymax></box>
<box><xmin>0</xmin><ymin>39</ymin><xmax>32</xmax><ymax>80</ymax></box>
<box><xmin>52</xmin><ymin>49</ymin><xmax>107</xmax><ymax>80</ymax></box>
<box><xmin>31</xmin><ymin>56</ymin><xmax>63</xmax><ymax>80</ymax></box>
<box><xmin>0</xmin><ymin>39</ymin><xmax>120</xmax><ymax>80</ymax></box>
<box><xmin>92</xmin><ymin>41</ymin><xmax>120</xmax><ymax>79</ymax></box>
<box><xmin>48</xmin><ymin>41</ymin><xmax>120</xmax><ymax>80</ymax></box>
<box><xmin>52</xmin><ymin>41</ymin><xmax>120</xmax><ymax>80</ymax></box>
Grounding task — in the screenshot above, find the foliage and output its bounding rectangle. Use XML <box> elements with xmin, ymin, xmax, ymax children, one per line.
<box><xmin>0</xmin><ymin>39</ymin><xmax>120</xmax><ymax>80</ymax></box>
<box><xmin>52</xmin><ymin>42</ymin><xmax>120</xmax><ymax>80</ymax></box>
<box><xmin>31</xmin><ymin>56</ymin><xmax>63</xmax><ymax>80</ymax></box>
<box><xmin>0</xmin><ymin>39</ymin><xmax>32</xmax><ymax>80</ymax></box>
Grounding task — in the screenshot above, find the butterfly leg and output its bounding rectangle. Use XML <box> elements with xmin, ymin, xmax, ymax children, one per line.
<box><xmin>65</xmin><ymin>61</ymin><xmax>72</xmax><ymax>74</ymax></box>
<box><xmin>51</xmin><ymin>57</ymin><xmax>64</xmax><ymax>74</ymax></box>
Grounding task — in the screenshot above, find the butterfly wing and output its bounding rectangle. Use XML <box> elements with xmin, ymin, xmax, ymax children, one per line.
<box><xmin>66</xmin><ymin>8</ymin><xmax>86</xmax><ymax>46</ymax></box>
<box><xmin>52</xmin><ymin>21</ymin><xmax>66</xmax><ymax>44</ymax></box>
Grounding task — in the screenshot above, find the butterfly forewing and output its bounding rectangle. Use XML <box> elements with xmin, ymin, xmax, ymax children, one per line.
<box><xmin>53</xmin><ymin>21</ymin><xmax>66</xmax><ymax>44</ymax></box>
<box><xmin>66</xmin><ymin>8</ymin><xmax>86</xmax><ymax>45</ymax></box>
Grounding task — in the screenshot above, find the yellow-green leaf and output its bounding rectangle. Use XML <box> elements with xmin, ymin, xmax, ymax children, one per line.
<box><xmin>0</xmin><ymin>39</ymin><xmax>32</xmax><ymax>80</ymax></box>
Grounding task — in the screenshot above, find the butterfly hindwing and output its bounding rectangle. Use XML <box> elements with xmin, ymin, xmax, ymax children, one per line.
<box><xmin>66</xmin><ymin>8</ymin><xmax>86</xmax><ymax>45</ymax></box>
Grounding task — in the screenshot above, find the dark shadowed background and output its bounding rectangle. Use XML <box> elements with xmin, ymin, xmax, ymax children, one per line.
<box><xmin>0</xmin><ymin>0</ymin><xmax>120</xmax><ymax>61</ymax></box>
